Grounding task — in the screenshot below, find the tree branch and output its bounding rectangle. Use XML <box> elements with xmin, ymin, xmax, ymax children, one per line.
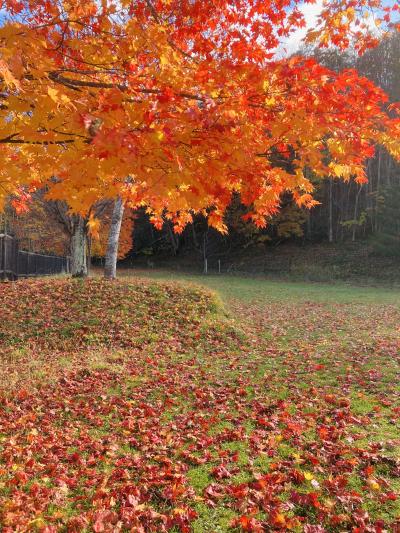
<box><xmin>0</xmin><ymin>137</ymin><xmax>77</xmax><ymax>145</ymax></box>
<box><xmin>48</xmin><ymin>71</ymin><xmax>205</xmax><ymax>101</ymax></box>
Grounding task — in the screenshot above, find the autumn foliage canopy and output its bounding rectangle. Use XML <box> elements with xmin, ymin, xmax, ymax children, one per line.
<box><xmin>0</xmin><ymin>0</ymin><xmax>399</xmax><ymax>231</ymax></box>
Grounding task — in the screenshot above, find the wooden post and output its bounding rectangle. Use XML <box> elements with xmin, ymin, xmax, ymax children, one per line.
<box><xmin>218</xmin><ymin>259</ymin><xmax>221</xmax><ymax>273</ymax></box>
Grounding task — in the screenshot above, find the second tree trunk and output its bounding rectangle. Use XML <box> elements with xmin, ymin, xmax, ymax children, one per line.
<box><xmin>104</xmin><ymin>197</ymin><xmax>124</xmax><ymax>279</ymax></box>
<box><xmin>71</xmin><ymin>216</ymin><xmax>88</xmax><ymax>277</ymax></box>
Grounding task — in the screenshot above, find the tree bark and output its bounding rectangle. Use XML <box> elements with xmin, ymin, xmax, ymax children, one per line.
<box><xmin>71</xmin><ymin>216</ymin><xmax>88</xmax><ymax>277</ymax></box>
<box><xmin>104</xmin><ymin>196</ymin><xmax>124</xmax><ymax>279</ymax></box>
<box><xmin>191</xmin><ymin>222</ymin><xmax>200</xmax><ymax>249</ymax></box>
<box><xmin>87</xmin><ymin>233</ymin><xmax>92</xmax><ymax>276</ymax></box>
<box><xmin>167</xmin><ymin>221</ymin><xmax>179</xmax><ymax>255</ymax></box>
<box><xmin>352</xmin><ymin>185</ymin><xmax>362</xmax><ymax>242</ymax></box>
<box><xmin>375</xmin><ymin>147</ymin><xmax>382</xmax><ymax>232</ymax></box>
<box><xmin>328</xmin><ymin>178</ymin><xmax>333</xmax><ymax>243</ymax></box>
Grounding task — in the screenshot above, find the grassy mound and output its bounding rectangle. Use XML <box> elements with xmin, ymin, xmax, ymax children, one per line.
<box><xmin>1</xmin><ymin>278</ymin><xmax>215</xmax><ymax>351</ymax></box>
<box><xmin>0</xmin><ymin>278</ymin><xmax>230</xmax><ymax>391</ymax></box>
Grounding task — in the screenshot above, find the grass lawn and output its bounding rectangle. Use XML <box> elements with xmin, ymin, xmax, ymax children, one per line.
<box><xmin>120</xmin><ymin>268</ymin><xmax>400</xmax><ymax>304</ymax></box>
<box><xmin>0</xmin><ymin>273</ymin><xmax>399</xmax><ymax>531</ymax></box>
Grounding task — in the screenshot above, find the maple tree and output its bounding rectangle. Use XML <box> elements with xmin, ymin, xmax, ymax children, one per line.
<box><xmin>0</xmin><ymin>0</ymin><xmax>399</xmax><ymax>276</ymax></box>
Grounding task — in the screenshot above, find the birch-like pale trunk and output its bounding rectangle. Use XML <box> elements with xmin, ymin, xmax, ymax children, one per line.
<box><xmin>104</xmin><ymin>196</ymin><xmax>124</xmax><ymax>279</ymax></box>
<box><xmin>71</xmin><ymin>216</ymin><xmax>88</xmax><ymax>277</ymax></box>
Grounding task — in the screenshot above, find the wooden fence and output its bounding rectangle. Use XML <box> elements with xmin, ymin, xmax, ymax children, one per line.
<box><xmin>0</xmin><ymin>233</ymin><xmax>70</xmax><ymax>280</ymax></box>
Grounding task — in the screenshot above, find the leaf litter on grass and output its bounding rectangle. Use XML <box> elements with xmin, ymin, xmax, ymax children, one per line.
<box><xmin>0</xmin><ymin>278</ymin><xmax>399</xmax><ymax>532</ymax></box>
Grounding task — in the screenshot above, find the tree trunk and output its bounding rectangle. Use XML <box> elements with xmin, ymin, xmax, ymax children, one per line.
<box><xmin>87</xmin><ymin>233</ymin><xmax>92</xmax><ymax>276</ymax></box>
<box><xmin>167</xmin><ymin>222</ymin><xmax>179</xmax><ymax>255</ymax></box>
<box><xmin>375</xmin><ymin>147</ymin><xmax>382</xmax><ymax>232</ymax></box>
<box><xmin>191</xmin><ymin>222</ymin><xmax>200</xmax><ymax>249</ymax></box>
<box><xmin>104</xmin><ymin>196</ymin><xmax>124</xmax><ymax>279</ymax></box>
<box><xmin>328</xmin><ymin>178</ymin><xmax>333</xmax><ymax>243</ymax></box>
<box><xmin>71</xmin><ymin>216</ymin><xmax>88</xmax><ymax>277</ymax></box>
<box><xmin>352</xmin><ymin>185</ymin><xmax>362</xmax><ymax>242</ymax></box>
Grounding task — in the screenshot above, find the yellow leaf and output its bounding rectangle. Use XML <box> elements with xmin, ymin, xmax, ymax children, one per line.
<box><xmin>28</xmin><ymin>518</ymin><xmax>46</xmax><ymax>528</ymax></box>
<box><xmin>87</xmin><ymin>215</ymin><xmax>101</xmax><ymax>239</ymax></box>
<box><xmin>60</xmin><ymin>93</ymin><xmax>71</xmax><ymax>104</ymax></box>
<box><xmin>48</xmin><ymin>87</ymin><xmax>60</xmax><ymax>103</ymax></box>
<box><xmin>330</xmin><ymin>163</ymin><xmax>352</xmax><ymax>179</ymax></box>
<box><xmin>0</xmin><ymin>59</ymin><xmax>21</xmax><ymax>89</ymax></box>
<box><xmin>367</xmin><ymin>478</ymin><xmax>380</xmax><ymax>491</ymax></box>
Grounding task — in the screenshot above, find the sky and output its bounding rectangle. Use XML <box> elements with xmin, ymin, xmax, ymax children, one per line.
<box><xmin>278</xmin><ymin>0</ymin><xmax>324</xmax><ymax>57</ymax></box>
<box><xmin>277</xmin><ymin>0</ymin><xmax>387</xmax><ymax>57</ymax></box>
<box><xmin>0</xmin><ymin>0</ymin><xmax>390</xmax><ymax>56</ymax></box>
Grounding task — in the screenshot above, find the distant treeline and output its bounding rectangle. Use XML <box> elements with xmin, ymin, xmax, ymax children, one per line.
<box><xmin>129</xmin><ymin>34</ymin><xmax>400</xmax><ymax>261</ymax></box>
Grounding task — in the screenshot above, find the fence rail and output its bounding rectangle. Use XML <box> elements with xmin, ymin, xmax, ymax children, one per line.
<box><xmin>0</xmin><ymin>234</ymin><xmax>70</xmax><ymax>280</ymax></box>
